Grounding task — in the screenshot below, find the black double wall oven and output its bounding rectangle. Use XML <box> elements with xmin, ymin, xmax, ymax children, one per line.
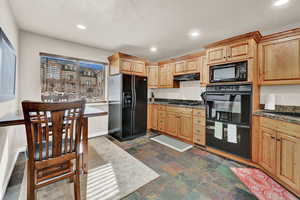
<box><xmin>202</xmin><ymin>84</ymin><xmax>252</xmax><ymax>159</ymax></box>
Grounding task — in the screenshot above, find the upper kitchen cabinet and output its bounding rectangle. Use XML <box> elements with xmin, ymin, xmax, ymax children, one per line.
<box><xmin>108</xmin><ymin>52</ymin><xmax>147</xmax><ymax>76</ymax></box>
<box><xmin>159</xmin><ymin>64</ymin><xmax>179</xmax><ymax>88</ymax></box>
<box><xmin>147</xmin><ymin>64</ymin><xmax>159</xmax><ymax>88</ymax></box>
<box><xmin>258</xmin><ymin>28</ymin><xmax>300</xmax><ymax>85</ymax></box>
<box><xmin>205</xmin><ymin>31</ymin><xmax>262</xmax><ymax>65</ymax></box>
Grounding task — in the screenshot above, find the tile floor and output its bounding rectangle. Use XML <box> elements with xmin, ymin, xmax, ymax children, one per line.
<box><xmin>5</xmin><ymin>133</ymin><xmax>258</xmax><ymax>200</ymax></box>
<box><xmin>110</xmin><ymin>133</ymin><xmax>258</xmax><ymax>200</ymax></box>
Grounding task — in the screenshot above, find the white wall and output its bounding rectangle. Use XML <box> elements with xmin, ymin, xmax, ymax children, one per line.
<box><xmin>151</xmin><ymin>81</ymin><xmax>206</xmax><ymax>101</ymax></box>
<box><xmin>0</xmin><ymin>0</ymin><xmax>20</xmax><ymax>199</ymax></box>
<box><xmin>16</xmin><ymin>31</ymin><xmax>113</xmax><ymax>151</ymax></box>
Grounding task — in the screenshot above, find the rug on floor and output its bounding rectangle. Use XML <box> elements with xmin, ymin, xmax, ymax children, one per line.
<box><xmin>150</xmin><ymin>135</ymin><xmax>193</xmax><ymax>152</ymax></box>
<box><xmin>16</xmin><ymin>136</ymin><xmax>159</xmax><ymax>200</ymax></box>
<box><xmin>231</xmin><ymin>168</ymin><xmax>298</xmax><ymax>200</ymax></box>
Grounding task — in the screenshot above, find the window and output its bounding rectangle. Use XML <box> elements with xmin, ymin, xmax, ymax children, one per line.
<box><xmin>40</xmin><ymin>54</ymin><xmax>106</xmax><ymax>103</ymax></box>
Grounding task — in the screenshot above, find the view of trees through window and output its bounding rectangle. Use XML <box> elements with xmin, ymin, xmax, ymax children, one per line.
<box><xmin>40</xmin><ymin>55</ymin><xmax>106</xmax><ymax>103</ymax></box>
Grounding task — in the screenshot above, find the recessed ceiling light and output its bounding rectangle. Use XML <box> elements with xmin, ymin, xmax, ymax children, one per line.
<box><xmin>150</xmin><ymin>47</ymin><xmax>157</xmax><ymax>52</ymax></box>
<box><xmin>190</xmin><ymin>31</ymin><xmax>200</xmax><ymax>37</ymax></box>
<box><xmin>273</xmin><ymin>0</ymin><xmax>289</xmax><ymax>6</ymax></box>
<box><xmin>76</xmin><ymin>24</ymin><xmax>87</xmax><ymax>30</ymax></box>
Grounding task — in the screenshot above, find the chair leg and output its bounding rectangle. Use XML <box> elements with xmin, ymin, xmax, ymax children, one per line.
<box><xmin>73</xmin><ymin>172</ymin><xmax>81</xmax><ymax>200</ymax></box>
<box><xmin>27</xmin><ymin>162</ymin><xmax>36</xmax><ymax>200</ymax></box>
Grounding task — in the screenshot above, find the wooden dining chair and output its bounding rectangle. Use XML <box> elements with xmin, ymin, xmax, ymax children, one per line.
<box><xmin>22</xmin><ymin>100</ymin><xmax>86</xmax><ymax>200</ymax></box>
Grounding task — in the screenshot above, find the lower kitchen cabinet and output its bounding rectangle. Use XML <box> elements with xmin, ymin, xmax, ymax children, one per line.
<box><xmin>149</xmin><ymin>104</ymin><xmax>205</xmax><ymax>143</ymax></box>
<box><xmin>259</xmin><ymin>127</ymin><xmax>277</xmax><ymax>175</ymax></box>
<box><xmin>258</xmin><ymin>117</ymin><xmax>300</xmax><ymax>196</ymax></box>
<box><xmin>178</xmin><ymin>114</ymin><xmax>193</xmax><ymax>141</ymax></box>
<box><xmin>165</xmin><ymin>112</ymin><xmax>179</xmax><ymax>137</ymax></box>
<box><xmin>276</xmin><ymin>132</ymin><xmax>300</xmax><ymax>192</ymax></box>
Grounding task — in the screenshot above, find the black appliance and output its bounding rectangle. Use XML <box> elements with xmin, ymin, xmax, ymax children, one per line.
<box><xmin>108</xmin><ymin>74</ymin><xmax>148</xmax><ymax>141</ymax></box>
<box><xmin>174</xmin><ymin>73</ymin><xmax>200</xmax><ymax>81</ymax></box>
<box><xmin>210</xmin><ymin>61</ymin><xmax>247</xmax><ymax>83</ymax></box>
<box><xmin>201</xmin><ymin>84</ymin><xmax>252</xmax><ymax>159</ymax></box>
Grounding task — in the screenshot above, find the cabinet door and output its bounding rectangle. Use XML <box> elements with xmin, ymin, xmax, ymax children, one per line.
<box><xmin>174</xmin><ymin>61</ymin><xmax>185</xmax><ymax>75</ymax></box>
<box><xmin>200</xmin><ymin>56</ymin><xmax>209</xmax><ymax>86</ymax></box>
<box><xmin>148</xmin><ymin>66</ymin><xmax>159</xmax><ymax>88</ymax></box>
<box><xmin>185</xmin><ymin>58</ymin><xmax>200</xmax><ymax>73</ymax></box>
<box><xmin>178</xmin><ymin>114</ymin><xmax>193</xmax><ymax>141</ymax></box>
<box><xmin>227</xmin><ymin>41</ymin><xmax>250</xmax><ymax>62</ymax></box>
<box><xmin>166</xmin><ymin>64</ymin><xmax>174</xmax><ymax>87</ymax></box>
<box><xmin>260</xmin><ymin>39</ymin><xmax>300</xmax><ymax>81</ymax></box>
<box><xmin>207</xmin><ymin>46</ymin><xmax>227</xmax><ymax>65</ymax></box>
<box><xmin>158</xmin><ymin>110</ymin><xmax>166</xmax><ymax>132</ymax></box>
<box><xmin>120</xmin><ymin>59</ymin><xmax>132</xmax><ymax>74</ymax></box>
<box><xmin>259</xmin><ymin>127</ymin><xmax>277</xmax><ymax>174</ymax></box>
<box><xmin>159</xmin><ymin>65</ymin><xmax>166</xmax><ymax>87</ymax></box>
<box><xmin>276</xmin><ymin>132</ymin><xmax>300</xmax><ymax>191</ymax></box>
<box><xmin>151</xmin><ymin>105</ymin><xmax>158</xmax><ymax>130</ymax></box>
<box><xmin>165</xmin><ymin>112</ymin><xmax>178</xmax><ymax>137</ymax></box>
<box><xmin>132</xmin><ymin>61</ymin><xmax>146</xmax><ymax>76</ymax></box>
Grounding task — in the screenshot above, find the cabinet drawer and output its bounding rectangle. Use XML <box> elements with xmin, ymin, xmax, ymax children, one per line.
<box><xmin>260</xmin><ymin>117</ymin><xmax>277</xmax><ymax>130</ymax></box>
<box><xmin>193</xmin><ymin>117</ymin><xmax>205</xmax><ymax>126</ymax></box>
<box><xmin>193</xmin><ymin>109</ymin><xmax>205</xmax><ymax>117</ymax></box>
<box><xmin>166</xmin><ymin>106</ymin><xmax>180</xmax><ymax>113</ymax></box>
<box><xmin>260</xmin><ymin>117</ymin><xmax>300</xmax><ymax>138</ymax></box>
<box><xmin>276</xmin><ymin>120</ymin><xmax>300</xmax><ymax>138</ymax></box>
<box><xmin>180</xmin><ymin>108</ymin><xmax>193</xmax><ymax>115</ymax></box>
<box><xmin>158</xmin><ymin>105</ymin><xmax>166</xmax><ymax>111</ymax></box>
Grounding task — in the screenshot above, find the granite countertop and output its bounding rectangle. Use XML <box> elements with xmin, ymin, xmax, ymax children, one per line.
<box><xmin>254</xmin><ymin>110</ymin><xmax>300</xmax><ymax>126</ymax></box>
<box><xmin>148</xmin><ymin>99</ymin><xmax>205</xmax><ymax>109</ymax></box>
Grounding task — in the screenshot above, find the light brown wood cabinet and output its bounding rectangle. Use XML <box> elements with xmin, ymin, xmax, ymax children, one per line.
<box><xmin>260</xmin><ymin>127</ymin><xmax>277</xmax><ymax>174</ymax></box>
<box><xmin>159</xmin><ymin>64</ymin><xmax>178</xmax><ymax>88</ymax></box>
<box><xmin>165</xmin><ymin>112</ymin><xmax>179</xmax><ymax>137</ymax></box>
<box><xmin>258</xmin><ymin>117</ymin><xmax>300</xmax><ymax>196</ymax></box>
<box><xmin>193</xmin><ymin>109</ymin><xmax>206</xmax><ymax>145</ymax></box>
<box><xmin>108</xmin><ymin>52</ymin><xmax>147</xmax><ymax>76</ymax></box>
<box><xmin>178</xmin><ymin>114</ymin><xmax>193</xmax><ymax>141</ymax></box>
<box><xmin>150</xmin><ymin>104</ymin><xmax>158</xmax><ymax>130</ymax></box>
<box><xmin>200</xmin><ymin>56</ymin><xmax>209</xmax><ymax>86</ymax></box>
<box><xmin>173</xmin><ymin>58</ymin><xmax>201</xmax><ymax>75</ymax></box>
<box><xmin>174</xmin><ymin>61</ymin><xmax>186</xmax><ymax>75</ymax></box>
<box><xmin>150</xmin><ymin>105</ymin><xmax>205</xmax><ymax>143</ymax></box>
<box><xmin>206</xmin><ymin>46</ymin><xmax>227</xmax><ymax>65</ymax></box>
<box><xmin>258</xmin><ymin>33</ymin><xmax>300</xmax><ymax>85</ymax></box>
<box><xmin>206</xmin><ymin>37</ymin><xmax>258</xmax><ymax>65</ymax></box>
<box><xmin>148</xmin><ymin>66</ymin><xmax>159</xmax><ymax>88</ymax></box>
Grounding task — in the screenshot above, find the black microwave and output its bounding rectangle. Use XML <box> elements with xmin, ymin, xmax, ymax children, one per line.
<box><xmin>210</xmin><ymin>61</ymin><xmax>247</xmax><ymax>83</ymax></box>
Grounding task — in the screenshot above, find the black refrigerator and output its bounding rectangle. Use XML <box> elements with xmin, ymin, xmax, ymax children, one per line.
<box><xmin>108</xmin><ymin>74</ymin><xmax>148</xmax><ymax>141</ymax></box>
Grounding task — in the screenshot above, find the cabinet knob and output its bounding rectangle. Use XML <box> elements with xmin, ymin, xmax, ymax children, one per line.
<box><xmin>271</xmin><ymin>136</ymin><xmax>276</xmax><ymax>140</ymax></box>
<box><xmin>276</xmin><ymin>138</ymin><xmax>281</xmax><ymax>142</ymax></box>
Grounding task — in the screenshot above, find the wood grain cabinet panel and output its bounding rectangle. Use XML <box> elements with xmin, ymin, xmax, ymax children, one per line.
<box><xmin>151</xmin><ymin>105</ymin><xmax>158</xmax><ymax>130</ymax></box>
<box><xmin>174</xmin><ymin>61</ymin><xmax>185</xmax><ymax>75</ymax></box>
<box><xmin>158</xmin><ymin>110</ymin><xmax>166</xmax><ymax>132</ymax></box>
<box><xmin>200</xmin><ymin>56</ymin><xmax>209</xmax><ymax>86</ymax></box>
<box><xmin>227</xmin><ymin>41</ymin><xmax>250</xmax><ymax>61</ymax></box>
<box><xmin>259</xmin><ymin>35</ymin><xmax>300</xmax><ymax>85</ymax></box>
<box><xmin>276</xmin><ymin>133</ymin><xmax>300</xmax><ymax>191</ymax></box>
<box><xmin>185</xmin><ymin>58</ymin><xmax>200</xmax><ymax>72</ymax></box>
<box><xmin>120</xmin><ymin>59</ymin><xmax>132</xmax><ymax>74</ymax></box>
<box><xmin>178</xmin><ymin>114</ymin><xmax>193</xmax><ymax>142</ymax></box>
<box><xmin>207</xmin><ymin>46</ymin><xmax>227</xmax><ymax>64</ymax></box>
<box><xmin>259</xmin><ymin>127</ymin><xmax>277</xmax><ymax>175</ymax></box>
<box><xmin>165</xmin><ymin>112</ymin><xmax>179</xmax><ymax>137</ymax></box>
<box><xmin>132</xmin><ymin>61</ymin><xmax>146</xmax><ymax>76</ymax></box>
<box><xmin>148</xmin><ymin>66</ymin><xmax>159</xmax><ymax>88</ymax></box>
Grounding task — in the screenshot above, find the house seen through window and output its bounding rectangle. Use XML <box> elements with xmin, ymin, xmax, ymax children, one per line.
<box><xmin>40</xmin><ymin>54</ymin><xmax>106</xmax><ymax>103</ymax></box>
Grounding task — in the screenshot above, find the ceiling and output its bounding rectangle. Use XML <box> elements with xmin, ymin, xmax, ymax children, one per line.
<box><xmin>9</xmin><ymin>0</ymin><xmax>300</xmax><ymax>61</ymax></box>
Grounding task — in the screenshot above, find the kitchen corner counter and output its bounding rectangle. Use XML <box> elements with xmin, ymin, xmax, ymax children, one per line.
<box><xmin>148</xmin><ymin>101</ymin><xmax>206</xmax><ymax>110</ymax></box>
<box><xmin>253</xmin><ymin>110</ymin><xmax>300</xmax><ymax>126</ymax></box>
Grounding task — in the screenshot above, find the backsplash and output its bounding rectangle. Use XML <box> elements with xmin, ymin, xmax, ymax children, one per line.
<box><xmin>260</xmin><ymin>85</ymin><xmax>300</xmax><ymax>106</ymax></box>
<box><xmin>150</xmin><ymin>81</ymin><xmax>206</xmax><ymax>101</ymax></box>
